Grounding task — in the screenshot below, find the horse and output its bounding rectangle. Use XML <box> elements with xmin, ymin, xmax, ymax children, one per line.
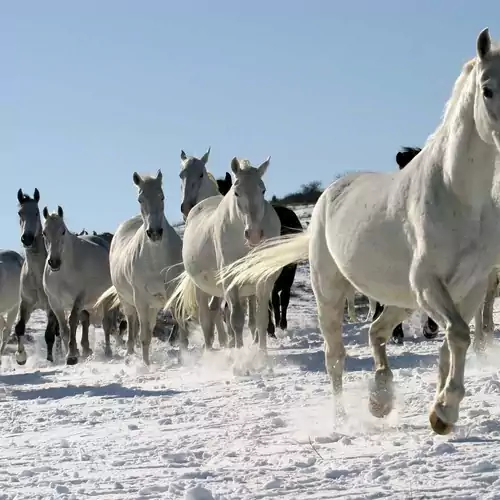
<box><xmin>164</xmin><ymin>156</ymin><xmax>281</xmax><ymax>351</ymax></box>
<box><xmin>13</xmin><ymin>188</ymin><xmax>62</xmax><ymax>365</ymax></box>
<box><xmin>78</xmin><ymin>229</ymin><xmax>88</xmax><ymax>236</ymax></box>
<box><xmin>94</xmin><ymin>169</ymin><xmax>188</xmax><ymax>366</ymax></box>
<box><xmin>216</xmin><ymin>171</ymin><xmax>303</xmax><ymax>338</ymax></box>
<box><xmin>176</xmin><ymin>148</ymin><xmax>228</xmax><ymax>347</ymax></box>
<box><xmin>0</xmin><ymin>250</ymin><xmax>25</xmax><ymax>364</ymax></box>
<box><xmin>42</xmin><ymin>205</ymin><xmax>115</xmax><ymax>364</ymax></box>
<box><xmin>217</xmin><ymin>29</ymin><xmax>500</xmax><ymax>435</ymax></box>
<box><xmin>372</xmin><ymin>146</ymin><xmax>440</xmax><ymax>344</ymax></box>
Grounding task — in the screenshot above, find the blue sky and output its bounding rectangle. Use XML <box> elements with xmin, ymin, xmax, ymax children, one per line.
<box><xmin>1</xmin><ymin>1</ymin><xmax>499</xmax><ymax>251</ymax></box>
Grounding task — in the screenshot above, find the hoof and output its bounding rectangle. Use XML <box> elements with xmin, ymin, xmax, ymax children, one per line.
<box><xmin>268</xmin><ymin>331</ymin><xmax>277</xmax><ymax>339</ymax></box>
<box><xmin>104</xmin><ymin>347</ymin><xmax>112</xmax><ymax>358</ymax></box>
<box><xmin>47</xmin><ymin>354</ymin><xmax>54</xmax><ymax>363</ymax></box>
<box><xmin>15</xmin><ymin>350</ymin><xmax>27</xmax><ymax>366</ymax></box>
<box><xmin>66</xmin><ymin>355</ymin><xmax>78</xmax><ymax>366</ymax></box>
<box><xmin>82</xmin><ymin>349</ymin><xmax>93</xmax><ymax>359</ymax></box>
<box><xmin>429</xmin><ymin>409</ymin><xmax>454</xmax><ymax>435</ymax></box>
<box><xmin>369</xmin><ymin>394</ymin><xmax>393</xmax><ymax>418</ymax></box>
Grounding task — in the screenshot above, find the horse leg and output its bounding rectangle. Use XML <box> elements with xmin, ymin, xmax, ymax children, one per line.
<box><xmin>135</xmin><ymin>298</ymin><xmax>154</xmax><ymax>365</ymax></box>
<box><xmin>368</xmin><ymin>305</ymin><xmax>411</xmax><ymax>417</ymax></box>
<box><xmin>267</xmin><ymin>301</ymin><xmax>276</xmax><ymax>338</ymax></box>
<box><xmin>368</xmin><ymin>298</ymin><xmax>377</xmax><ymax>320</ymax></box>
<box><xmin>247</xmin><ymin>295</ymin><xmax>257</xmax><ymax>344</ymax></box>
<box><xmin>223</xmin><ymin>301</ymin><xmax>236</xmax><ymax>348</ymax></box>
<box><xmin>197</xmin><ymin>288</ymin><xmax>215</xmax><ymax>350</ymax></box>
<box><xmin>67</xmin><ymin>300</ymin><xmax>83</xmax><ymax>365</ymax></box>
<box><xmin>124</xmin><ymin>306</ymin><xmax>138</xmax><ymax>356</ymax></box>
<box><xmin>0</xmin><ymin>315</ymin><xmax>7</xmax><ymax>364</ymax></box>
<box><xmin>422</xmin><ymin>312</ymin><xmax>439</xmax><ymax>339</ymax></box>
<box><xmin>411</xmin><ymin>267</ymin><xmax>487</xmax><ymax>434</ymax></box>
<box><xmin>474</xmin><ymin>269</ymin><xmax>498</xmax><ymax>353</ymax></box>
<box><xmin>309</xmin><ymin>230</ymin><xmax>350</xmax><ymax>404</ymax></box>
<box><xmin>271</xmin><ymin>288</ymin><xmax>280</xmax><ymax>332</ymax></box>
<box><xmin>101</xmin><ymin>308</ymin><xmax>114</xmax><ymax>358</ymax></box>
<box><xmin>346</xmin><ymin>287</ymin><xmax>357</xmax><ymax>322</ymax></box>
<box><xmin>227</xmin><ymin>291</ymin><xmax>245</xmax><ymax>349</ymax></box>
<box><xmin>80</xmin><ymin>310</ymin><xmax>93</xmax><ymax>358</ymax></box>
<box><xmin>209</xmin><ymin>296</ymin><xmax>227</xmax><ymax>348</ymax></box>
<box><xmin>256</xmin><ymin>286</ymin><xmax>274</xmax><ymax>352</ymax></box>
<box><xmin>14</xmin><ymin>300</ymin><xmax>35</xmax><ymax>366</ymax></box>
<box><xmin>279</xmin><ymin>285</ymin><xmax>292</xmax><ymax>331</ymax></box>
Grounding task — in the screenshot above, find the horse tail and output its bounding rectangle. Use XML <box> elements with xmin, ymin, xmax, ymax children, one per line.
<box><xmin>163</xmin><ymin>270</ymin><xmax>198</xmax><ymax>327</ymax></box>
<box><xmin>217</xmin><ymin>231</ymin><xmax>310</xmax><ymax>292</ymax></box>
<box><xmin>94</xmin><ymin>285</ymin><xmax>121</xmax><ymax>311</ymax></box>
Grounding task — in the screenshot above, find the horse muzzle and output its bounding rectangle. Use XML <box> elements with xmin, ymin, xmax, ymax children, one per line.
<box><xmin>244</xmin><ymin>228</ymin><xmax>264</xmax><ymax>247</ymax></box>
<box><xmin>146</xmin><ymin>227</ymin><xmax>164</xmax><ymax>242</ymax></box>
<box><xmin>21</xmin><ymin>233</ymin><xmax>35</xmax><ymax>248</ymax></box>
<box><xmin>48</xmin><ymin>257</ymin><xmax>62</xmax><ymax>272</ymax></box>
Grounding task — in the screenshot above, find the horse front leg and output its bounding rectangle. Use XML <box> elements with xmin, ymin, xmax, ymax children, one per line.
<box><xmin>135</xmin><ymin>297</ymin><xmax>154</xmax><ymax>365</ymax></box>
<box><xmin>226</xmin><ymin>290</ymin><xmax>245</xmax><ymax>349</ymax></box>
<box><xmin>101</xmin><ymin>308</ymin><xmax>114</xmax><ymax>358</ymax></box>
<box><xmin>67</xmin><ymin>299</ymin><xmax>83</xmax><ymax>365</ymax></box>
<box><xmin>411</xmin><ymin>264</ymin><xmax>488</xmax><ymax>435</ymax></box>
<box><xmin>368</xmin><ymin>305</ymin><xmax>411</xmax><ymax>418</ymax></box>
<box><xmin>14</xmin><ymin>299</ymin><xmax>35</xmax><ymax>366</ymax></box>
<box><xmin>474</xmin><ymin>269</ymin><xmax>498</xmax><ymax>353</ymax></box>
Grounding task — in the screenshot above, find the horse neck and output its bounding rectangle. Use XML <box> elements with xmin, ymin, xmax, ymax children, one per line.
<box><xmin>196</xmin><ymin>176</ymin><xmax>220</xmax><ymax>204</ymax></box>
<box><xmin>439</xmin><ymin>71</ymin><xmax>497</xmax><ymax>212</ymax></box>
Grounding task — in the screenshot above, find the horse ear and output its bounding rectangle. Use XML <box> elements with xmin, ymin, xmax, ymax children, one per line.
<box><xmin>42</xmin><ymin>207</ymin><xmax>49</xmax><ymax>219</ymax></box>
<box><xmin>17</xmin><ymin>189</ymin><xmax>24</xmax><ymax>204</ymax></box>
<box><xmin>57</xmin><ymin>206</ymin><xmax>64</xmax><ymax>217</ymax></box>
<box><xmin>180</xmin><ymin>150</ymin><xmax>187</xmax><ymax>161</ymax></box>
<box><xmin>477</xmin><ymin>27</ymin><xmax>491</xmax><ymax>60</ymax></box>
<box><xmin>132</xmin><ymin>172</ymin><xmax>142</xmax><ymax>186</ymax></box>
<box><xmin>395</xmin><ymin>152</ymin><xmax>404</xmax><ymax>168</ymax></box>
<box><xmin>33</xmin><ymin>188</ymin><xmax>40</xmax><ymax>203</ymax></box>
<box><xmin>257</xmin><ymin>156</ymin><xmax>271</xmax><ymax>177</ymax></box>
<box><xmin>156</xmin><ymin>169</ymin><xmax>162</xmax><ymax>182</ymax></box>
<box><xmin>230</xmin><ymin>157</ymin><xmax>240</xmax><ymax>175</ymax></box>
<box><xmin>224</xmin><ymin>172</ymin><xmax>232</xmax><ymax>183</ymax></box>
<box><xmin>201</xmin><ymin>147</ymin><xmax>211</xmax><ymax>165</ymax></box>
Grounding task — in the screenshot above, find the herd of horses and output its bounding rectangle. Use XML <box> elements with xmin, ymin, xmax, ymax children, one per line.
<box><xmin>1</xmin><ymin>28</ymin><xmax>500</xmax><ymax>436</ymax></box>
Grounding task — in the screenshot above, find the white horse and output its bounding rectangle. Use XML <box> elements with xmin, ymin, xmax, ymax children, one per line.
<box><xmin>165</xmin><ymin>156</ymin><xmax>281</xmax><ymax>351</ymax></box>
<box><xmin>179</xmin><ymin>148</ymin><xmax>228</xmax><ymax>347</ymax></box>
<box><xmin>95</xmin><ymin>169</ymin><xmax>188</xmax><ymax>366</ymax></box>
<box><xmin>218</xmin><ymin>28</ymin><xmax>500</xmax><ymax>435</ymax></box>
<box><xmin>0</xmin><ymin>250</ymin><xmax>24</xmax><ymax>364</ymax></box>
<box><xmin>42</xmin><ymin>206</ymin><xmax>115</xmax><ymax>364</ymax></box>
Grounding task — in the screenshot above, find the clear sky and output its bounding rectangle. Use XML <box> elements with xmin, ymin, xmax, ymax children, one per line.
<box><xmin>1</xmin><ymin>1</ymin><xmax>499</xmax><ymax>251</ymax></box>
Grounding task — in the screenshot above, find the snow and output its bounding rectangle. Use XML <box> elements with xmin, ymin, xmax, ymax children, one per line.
<box><xmin>2</xmin><ymin>204</ymin><xmax>500</xmax><ymax>499</ymax></box>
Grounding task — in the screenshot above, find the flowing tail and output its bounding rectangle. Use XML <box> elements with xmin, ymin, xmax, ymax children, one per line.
<box><xmin>94</xmin><ymin>285</ymin><xmax>121</xmax><ymax>311</ymax></box>
<box><xmin>163</xmin><ymin>270</ymin><xmax>198</xmax><ymax>327</ymax></box>
<box><xmin>217</xmin><ymin>231</ymin><xmax>310</xmax><ymax>292</ymax></box>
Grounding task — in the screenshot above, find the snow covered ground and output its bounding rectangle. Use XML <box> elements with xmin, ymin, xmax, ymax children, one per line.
<box><xmin>2</xmin><ymin>204</ymin><xmax>500</xmax><ymax>500</ymax></box>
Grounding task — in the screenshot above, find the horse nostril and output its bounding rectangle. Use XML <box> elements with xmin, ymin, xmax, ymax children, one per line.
<box><xmin>244</xmin><ymin>229</ymin><xmax>250</xmax><ymax>239</ymax></box>
<box><xmin>180</xmin><ymin>203</ymin><xmax>184</xmax><ymax>214</ymax></box>
<box><xmin>157</xmin><ymin>228</ymin><xmax>163</xmax><ymax>237</ymax></box>
<box><xmin>260</xmin><ymin>229</ymin><xmax>264</xmax><ymax>238</ymax></box>
<box><xmin>146</xmin><ymin>229</ymin><xmax>152</xmax><ymax>238</ymax></box>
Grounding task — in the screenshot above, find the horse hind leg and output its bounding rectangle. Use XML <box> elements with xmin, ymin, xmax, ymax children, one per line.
<box><xmin>80</xmin><ymin>310</ymin><xmax>93</xmax><ymax>358</ymax></box>
<box><xmin>473</xmin><ymin>269</ymin><xmax>498</xmax><ymax>353</ymax></box>
<box><xmin>0</xmin><ymin>314</ymin><xmax>7</xmax><ymax>364</ymax></box>
<box><xmin>247</xmin><ymin>295</ymin><xmax>257</xmax><ymax>344</ymax></box>
<box><xmin>101</xmin><ymin>309</ymin><xmax>114</xmax><ymax>358</ymax></box>
<box><xmin>346</xmin><ymin>287</ymin><xmax>357</xmax><ymax>323</ymax></box>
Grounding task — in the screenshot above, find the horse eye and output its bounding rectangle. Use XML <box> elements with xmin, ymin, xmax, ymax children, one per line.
<box><xmin>62</xmin><ymin>230</ymin><xmax>66</xmax><ymax>236</ymax></box>
<box><xmin>262</xmin><ymin>189</ymin><xmax>266</xmax><ymax>195</ymax></box>
<box><xmin>483</xmin><ymin>87</ymin><xmax>493</xmax><ymax>99</ymax></box>
<box><xmin>18</xmin><ymin>211</ymin><xmax>22</xmax><ymax>217</ymax></box>
<box><xmin>234</xmin><ymin>192</ymin><xmax>239</xmax><ymax>197</ymax></box>
<box><xmin>199</xmin><ymin>173</ymin><xmax>203</xmax><ymax>178</ymax></box>
<box><xmin>36</xmin><ymin>210</ymin><xmax>39</xmax><ymax>216</ymax></box>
